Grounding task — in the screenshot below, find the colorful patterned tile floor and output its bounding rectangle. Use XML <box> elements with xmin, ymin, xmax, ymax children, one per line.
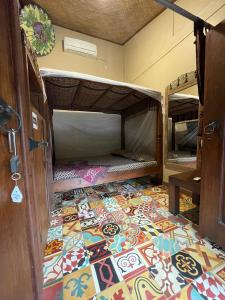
<box><xmin>43</xmin><ymin>177</ymin><xmax>225</xmax><ymax>300</ymax></box>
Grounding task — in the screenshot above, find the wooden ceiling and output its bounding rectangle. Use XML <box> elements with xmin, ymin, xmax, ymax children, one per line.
<box><xmin>21</xmin><ymin>0</ymin><xmax>170</xmax><ymax>45</ymax></box>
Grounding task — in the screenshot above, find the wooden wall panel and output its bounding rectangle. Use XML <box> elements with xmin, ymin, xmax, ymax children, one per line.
<box><xmin>0</xmin><ymin>1</ymin><xmax>35</xmax><ymax>299</ymax></box>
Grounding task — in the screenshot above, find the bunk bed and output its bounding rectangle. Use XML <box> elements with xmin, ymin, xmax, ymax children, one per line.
<box><xmin>41</xmin><ymin>69</ymin><xmax>163</xmax><ymax>192</ymax></box>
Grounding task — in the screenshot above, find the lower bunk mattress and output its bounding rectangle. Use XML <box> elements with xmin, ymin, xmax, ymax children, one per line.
<box><xmin>54</xmin><ymin>154</ymin><xmax>157</xmax><ymax>185</ymax></box>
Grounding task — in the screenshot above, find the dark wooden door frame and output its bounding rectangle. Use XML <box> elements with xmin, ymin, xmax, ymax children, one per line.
<box><xmin>199</xmin><ymin>20</ymin><xmax>225</xmax><ymax>249</ymax></box>
<box><xmin>0</xmin><ymin>0</ymin><xmax>50</xmax><ymax>299</ymax></box>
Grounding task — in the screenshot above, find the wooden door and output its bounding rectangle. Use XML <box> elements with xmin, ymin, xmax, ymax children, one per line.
<box><xmin>0</xmin><ymin>1</ymin><xmax>36</xmax><ymax>299</ymax></box>
<box><xmin>30</xmin><ymin>107</ymin><xmax>49</xmax><ymax>251</ymax></box>
<box><xmin>199</xmin><ymin>20</ymin><xmax>225</xmax><ymax>249</ymax></box>
<box><xmin>0</xmin><ymin>0</ymin><xmax>52</xmax><ymax>299</ymax></box>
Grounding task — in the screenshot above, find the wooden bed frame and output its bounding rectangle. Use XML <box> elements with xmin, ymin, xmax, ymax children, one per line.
<box><xmin>53</xmin><ymin>165</ymin><xmax>162</xmax><ymax>192</ymax></box>
<box><xmin>42</xmin><ymin>74</ymin><xmax>163</xmax><ymax>193</ymax></box>
<box><xmin>53</xmin><ymin>100</ymin><xmax>163</xmax><ymax>192</ymax></box>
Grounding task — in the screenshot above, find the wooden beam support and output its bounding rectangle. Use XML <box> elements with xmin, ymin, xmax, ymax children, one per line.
<box><xmin>53</xmin><ymin>105</ymin><xmax>121</xmax><ymax>115</ymax></box>
<box><xmin>121</xmin><ymin>113</ymin><xmax>125</xmax><ymax>150</ymax></box>
<box><xmin>155</xmin><ymin>101</ymin><xmax>163</xmax><ymax>168</ymax></box>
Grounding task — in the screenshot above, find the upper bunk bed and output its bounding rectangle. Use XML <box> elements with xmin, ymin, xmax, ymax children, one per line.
<box><xmin>41</xmin><ymin>68</ymin><xmax>163</xmax><ymax>192</ymax></box>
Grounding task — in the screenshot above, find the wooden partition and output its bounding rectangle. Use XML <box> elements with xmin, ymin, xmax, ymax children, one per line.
<box><xmin>0</xmin><ymin>1</ymin><xmax>52</xmax><ymax>299</ymax></box>
<box><xmin>199</xmin><ymin>20</ymin><xmax>225</xmax><ymax>249</ymax></box>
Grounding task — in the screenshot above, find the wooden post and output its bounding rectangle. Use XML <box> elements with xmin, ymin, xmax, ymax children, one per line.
<box><xmin>155</xmin><ymin>101</ymin><xmax>163</xmax><ymax>183</ymax></box>
<box><xmin>121</xmin><ymin>113</ymin><xmax>125</xmax><ymax>150</ymax></box>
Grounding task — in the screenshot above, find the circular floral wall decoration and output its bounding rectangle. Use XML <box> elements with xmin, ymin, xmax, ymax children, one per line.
<box><xmin>20</xmin><ymin>4</ymin><xmax>55</xmax><ymax>57</ymax></box>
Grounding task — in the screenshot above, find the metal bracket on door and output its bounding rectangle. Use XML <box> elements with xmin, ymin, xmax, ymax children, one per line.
<box><xmin>29</xmin><ymin>138</ymin><xmax>48</xmax><ymax>151</ymax></box>
<box><xmin>0</xmin><ymin>97</ymin><xmax>22</xmax><ymax>133</ymax></box>
<box><xmin>204</xmin><ymin>121</ymin><xmax>219</xmax><ymax>135</ymax></box>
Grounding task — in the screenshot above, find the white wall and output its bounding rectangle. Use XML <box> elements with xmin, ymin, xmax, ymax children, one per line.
<box><xmin>53</xmin><ymin>110</ymin><xmax>121</xmax><ymax>159</ymax></box>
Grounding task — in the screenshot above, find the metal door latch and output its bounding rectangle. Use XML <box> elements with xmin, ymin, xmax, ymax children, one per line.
<box><xmin>204</xmin><ymin>121</ymin><xmax>219</xmax><ymax>135</ymax></box>
<box><xmin>29</xmin><ymin>138</ymin><xmax>48</xmax><ymax>151</ymax></box>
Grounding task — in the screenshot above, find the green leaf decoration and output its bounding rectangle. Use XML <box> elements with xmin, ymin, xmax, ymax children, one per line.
<box><xmin>20</xmin><ymin>4</ymin><xmax>55</xmax><ymax>57</ymax></box>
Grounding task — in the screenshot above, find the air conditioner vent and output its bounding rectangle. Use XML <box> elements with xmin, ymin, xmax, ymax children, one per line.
<box><xmin>64</xmin><ymin>37</ymin><xmax>97</xmax><ymax>58</ymax></box>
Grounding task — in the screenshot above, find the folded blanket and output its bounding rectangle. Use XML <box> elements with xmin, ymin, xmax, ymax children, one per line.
<box><xmin>54</xmin><ymin>161</ymin><xmax>108</xmax><ymax>184</ymax></box>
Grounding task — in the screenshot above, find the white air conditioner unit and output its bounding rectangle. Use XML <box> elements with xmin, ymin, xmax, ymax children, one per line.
<box><xmin>64</xmin><ymin>37</ymin><xmax>97</xmax><ymax>58</ymax></box>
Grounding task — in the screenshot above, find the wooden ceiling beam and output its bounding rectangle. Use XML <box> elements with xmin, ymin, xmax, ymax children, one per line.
<box><xmin>52</xmin><ymin>105</ymin><xmax>121</xmax><ymax>115</ymax></box>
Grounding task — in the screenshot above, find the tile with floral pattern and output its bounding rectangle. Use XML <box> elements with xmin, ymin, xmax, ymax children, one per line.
<box><xmin>62</xmin><ymin>190</ymin><xmax>75</xmax><ymax>201</ymax></box>
<box><xmin>149</xmin><ymin>260</ymin><xmax>188</xmax><ymax>298</ymax></box>
<box><xmin>153</xmin><ymin>218</ymin><xmax>177</xmax><ymax>233</ymax></box>
<box><xmin>150</xmin><ymin>234</ymin><xmax>182</xmax><ymax>260</ymax></box>
<box><xmin>63</xmin><ymin>213</ymin><xmax>79</xmax><ymax>224</ymax></box>
<box><xmin>167</xmin><ymin>226</ymin><xmax>200</xmax><ymax>249</ymax></box>
<box><xmin>169</xmin><ymin>284</ymin><xmax>204</xmax><ymax>300</ymax></box>
<box><xmin>114</xmin><ymin>248</ymin><xmax>147</xmax><ymax>281</ymax></box>
<box><xmin>113</xmin><ymin>195</ymin><xmax>129</xmax><ymax>208</ymax></box>
<box><xmin>47</xmin><ymin>225</ymin><xmax>63</xmax><ymax>242</ymax></box>
<box><xmin>123</xmin><ymin>205</ymin><xmax>139</xmax><ymax>216</ymax></box>
<box><xmin>192</xmin><ymin>272</ymin><xmax>225</xmax><ymax>299</ymax></box>
<box><xmin>106</xmin><ymin>233</ymin><xmax>131</xmax><ymax>255</ymax></box>
<box><xmin>95</xmin><ymin>281</ymin><xmax>130</xmax><ymax>300</ymax></box>
<box><xmin>89</xmin><ymin>200</ymin><xmax>105</xmax><ymax>209</ymax></box>
<box><xmin>62</xmin><ymin>206</ymin><xmax>78</xmax><ymax>216</ymax></box>
<box><xmin>63</xmin><ymin>266</ymin><xmax>96</xmax><ymax>300</ymax></box>
<box><xmin>171</xmin><ymin>251</ymin><xmax>204</xmax><ymax>283</ymax></box>
<box><xmin>63</xmin><ymin>220</ymin><xmax>81</xmax><ymax>236</ymax></box>
<box><xmin>211</xmin><ymin>262</ymin><xmax>225</xmax><ymax>285</ymax></box>
<box><xmin>44</xmin><ymin>179</ymin><xmax>225</xmax><ymax>300</ymax></box>
<box><xmin>198</xmin><ymin>238</ymin><xmax>225</xmax><ymax>261</ymax></box>
<box><xmin>183</xmin><ymin>242</ymin><xmax>224</xmax><ymax>272</ymax></box>
<box><xmin>103</xmin><ymin>197</ymin><xmax>121</xmax><ymax>212</ymax></box>
<box><xmin>51</xmin><ymin>208</ymin><xmax>63</xmax><ymax>218</ymax></box>
<box><xmin>125</xmin><ymin>226</ymin><xmax>149</xmax><ymax>247</ymax></box>
<box><xmin>126</xmin><ymin>270</ymin><xmax>166</xmax><ymax>300</ymax></box>
<box><xmin>91</xmin><ymin>256</ymin><xmax>122</xmax><ymax>293</ymax></box>
<box><xmin>49</xmin><ymin>216</ymin><xmax>63</xmax><ymax>228</ymax></box>
<box><xmin>43</xmin><ymin>252</ymin><xmax>63</xmax><ymax>286</ymax></box>
<box><xmin>130</xmin><ymin>213</ymin><xmax>151</xmax><ymax>227</ymax></box>
<box><xmin>179</xmin><ymin>194</ymin><xmax>196</xmax><ymax>212</ymax></box>
<box><xmin>137</xmin><ymin>241</ymin><xmax>162</xmax><ymax>267</ymax></box>
<box><xmin>83</xmin><ymin>227</ymin><xmax>105</xmax><ymax>247</ymax></box>
<box><xmin>45</xmin><ymin>239</ymin><xmax>63</xmax><ymax>257</ymax></box>
<box><xmin>63</xmin><ymin>246</ymin><xmax>89</xmax><ymax>275</ymax></box>
<box><xmin>80</xmin><ymin>217</ymin><xmax>99</xmax><ymax>230</ymax></box>
<box><xmin>128</xmin><ymin>197</ymin><xmax>145</xmax><ymax>207</ymax></box>
<box><xmin>63</xmin><ymin>233</ymin><xmax>84</xmax><ymax>252</ymax></box>
<box><xmin>87</xmin><ymin>240</ymin><xmax>112</xmax><ymax>263</ymax></box>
